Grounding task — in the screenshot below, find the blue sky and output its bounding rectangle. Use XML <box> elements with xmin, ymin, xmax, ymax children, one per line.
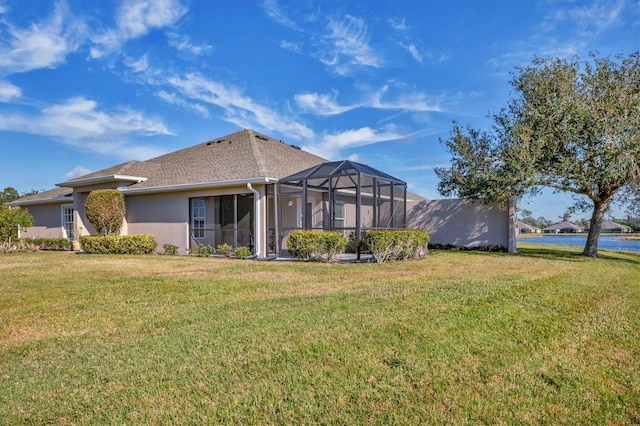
<box><xmin>1</xmin><ymin>0</ymin><xmax>638</xmax><ymax>221</ymax></box>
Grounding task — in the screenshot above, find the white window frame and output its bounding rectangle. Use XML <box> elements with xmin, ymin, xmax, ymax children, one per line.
<box><xmin>191</xmin><ymin>198</ymin><xmax>206</xmax><ymax>239</ymax></box>
<box><xmin>61</xmin><ymin>205</ymin><xmax>74</xmax><ymax>240</ymax></box>
<box><xmin>334</xmin><ymin>201</ymin><xmax>345</xmax><ymax>229</ymax></box>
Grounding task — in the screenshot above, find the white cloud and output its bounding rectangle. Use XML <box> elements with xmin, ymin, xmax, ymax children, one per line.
<box><xmin>388</xmin><ymin>17</ymin><xmax>408</xmax><ymax>31</ymax></box>
<box><xmin>400</xmin><ymin>42</ymin><xmax>423</xmax><ymax>64</ymax></box>
<box><xmin>125</xmin><ymin>54</ymin><xmax>149</xmax><ymax>73</ymax></box>
<box><xmin>166</xmin><ymin>73</ymin><xmax>314</xmax><ymax>140</ymax></box>
<box><xmin>166</xmin><ymin>32</ymin><xmax>212</xmax><ymax>55</ymax></box>
<box><xmin>544</xmin><ymin>0</ymin><xmax>626</xmax><ymax>35</ymax></box>
<box><xmin>301</xmin><ymin>125</ymin><xmax>408</xmax><ymax>158</ymax></box>
<box><xmin>156</xmin><ymin>90</ymin><xmax>209</xmax><ymax>117</ymax></box>
<box><xmin>90</xmin><ymin>0</ymin><xmax>187</xmax><ymax>58</ymax></box>
<box><xmin>295</xmin><ymin>84</ymin><xmax>441</xmax><ymax>116</ymax></box>
<box><xmin>0</xmin><ymin>97</ymin><xmax>171</xmax><ymax>159</ymax></box>
<box><xmin>320</xmin><ymin>15</ymin><xmax>384</xmax><ymax>75</ymax></box>
<box><xmin>0</xmin><ymin>80</ymin><xmax>21</xmax><ymax>102</ymax></box>
<box><xmin>280</xmin><ymin>40</ymin><xmax>302</xmax><ymax>53</ymax></box>
<box><xmin>0</xmin><ymin>1</ymin><xmax>85</xmax><ymax>75</ymax></box>
<box><xmin>294</xmin><ymin>90</ymin><xmax>357</xmax><ymax>115</ymax></box>
<box><xmin>63</xmin><ymin>165</ymin><xmax>92</xmax><ymax>180</ymax></box>
<box><xmin>261</xmin><ymin>0</ymin><xmax>300</xmax><ymax>30</ymax></box>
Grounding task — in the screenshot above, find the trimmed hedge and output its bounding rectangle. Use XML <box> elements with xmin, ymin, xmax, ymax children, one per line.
<box><xmin>287</xmin><ymin>230</ymin><xmax>347</xmax><ymax>261</ymax></box>
<box><xmin>31</xmin><ymin>238</ymin><xmax>71</xmax><ymax>251</ymax></box>
<box><xmin>365</xmin><ymin>229</ymin><xmax>430</xmax><ymax>263</ymax></box>
<box><xmin>428</xmin><ymin>243</ymin><xmax>507</xmax><ymax>252</ymax></box>
<box><xmin>79</xmin><ymin>235</ymin><xmax>157</xmax><ymax>254</ymax></box>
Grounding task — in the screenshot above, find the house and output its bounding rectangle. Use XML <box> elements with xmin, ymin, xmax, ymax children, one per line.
<box><xmin>543</xmin><ymin>221</ymin><xmax>584</xmax><ymax>233</ymax></box>
<box><xmin>516</xmin><ymin>221</ymin><xmax>541</xmax><ymax>234</ymax></box>
<box><xmin>9</xmin><ymin>129</ymin><xmax>413</xmax><ymax>257</ymax></box>
<box><xmin>600</xmin><ymin>220</ymin><xmax>633</xmax><ymax>233</ymax></box>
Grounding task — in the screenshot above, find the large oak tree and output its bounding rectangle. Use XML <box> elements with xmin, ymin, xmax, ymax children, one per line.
<box><xmin>436</xmin><ymin>52</ymin><xmax>639</xmax><ymax>257</ymax></box>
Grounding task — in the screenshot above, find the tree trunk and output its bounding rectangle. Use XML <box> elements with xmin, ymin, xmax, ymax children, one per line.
<box><xmin>582</xmin><ymin>198</ymin><xmax>610</xmax><ymax>257</ymax></box>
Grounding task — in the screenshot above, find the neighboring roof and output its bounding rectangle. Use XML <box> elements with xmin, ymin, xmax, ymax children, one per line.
<box><xmin>7</xmin><ymin>187</ymin><xmax>73</xmax><ymax>206</ymax></box>
<box><xmin>601</xmin><ymin>220</ymin><xmax>632</xmax><ymax>231</ymax></box>
<box><xmin>12</xmin><ymin>129</ymin><xmax>329</xmax><ymax>204</ymax></box>
<box><xmin>543</xmin><ymin>221</ymin><xmax>584</xmax><ymax>231</ymax></box>
<box><xmin>517</xmin><ymin>221</ymin><xmax>540</xmax><ymax>231</ymax></box>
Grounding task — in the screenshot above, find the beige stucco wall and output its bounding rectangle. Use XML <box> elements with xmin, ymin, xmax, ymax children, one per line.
<box><xmin>18</xmin><ymin>203</ymin><xmax>68</xmax><ymax>240</ymax></box>
<box><xmin>407</xmin><ymin>199</ymin><xmax>512</xmax><ymax>249</ymax></box>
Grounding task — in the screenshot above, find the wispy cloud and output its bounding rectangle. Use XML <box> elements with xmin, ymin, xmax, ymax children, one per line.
<box><xmin>0</xmin><ymin>97</ymin><xmax>171</xmax><ymax>159</ymax></box>
<box><xmin>294</xmin><ymin>90</ymin><xmax>357</xmax><ymax>115</ymax></box>
<box><xmin>124</xmin><ymin>54</ymin><xmax>149</xmax><ymax>73</ymax></box>
<box><xmin>400</xmin><ymin>42</ymin><xmax>423</xmax><ymax>64</ymax></box>
<box><xmin>261</xmin><ymin>0</ymin><xmax>300</xmax><ymax>30</ymax></box>
<box><xmin>63</xmin><ymin>165</ymin><xmax>92</xmax><ymax>180</ymax></box>
<box><xmin>90</xmin><ymin>0</ymin><xmax>187</xmax><ymax>58</ymax></box>
<box><xmin>388</xmin><ymin>17</ymin><xmax>408</xmax><ymax>31</ymax></box>
<box><xmin>302</xmin><ymin>125</ymin><xmax>409</xmax><ymax>158</ymax></box>
<box><xmin>280</xmin><ymin>40</ymin><xmax>302</xmax><ymax>54</ymax></box>
<box><xmin>319</xmin><ymin>15</ymin><xmax>384</xmax><ymax>75</ymax></box>
<box><xmin>166</xmin><ymin>73</ymin><xmax>314</xmax><ymax>140</ymax></box>
<box><xmin>543</xmin><ymin>0</ymin><xmax>626</xmax><ymax>35</ymax></box>
<box><xmin>0</xmin><ymin>80</ymin><xmax>21</xmax><ymax>102</ymax></box>
<box><xmin>295</xmin><ymin>84</ymin><xmax>441</xmax><ymax>116</ymax></box>
<box><xmin>166</xmin><ymin>32</ymin><xmax>213</xmax><ymax>55</ymax></box>
<box><xmin>156</xmin><ymin>90</ymin><xmax>209</xmax><ymax>117</ymax></box>
<box><xmin>0</xmin><ymin>1</ymin><xmax>85</xmax><ymax>75</ymax></box>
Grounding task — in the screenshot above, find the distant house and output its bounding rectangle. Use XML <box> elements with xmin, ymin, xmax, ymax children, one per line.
<box><xmin>601</xmin><ymin>220</ymin><xmax>633</xmax><ymax>233</ymax></box>
<box><xmin>543</xmin><ymin>221</ymin><xmax>584</xmax><ymax>233</ymax></box>
<box><xmin>517</xmin><ymin>221</ymin><xmax>541</xmax><ymax>234</ymax></box>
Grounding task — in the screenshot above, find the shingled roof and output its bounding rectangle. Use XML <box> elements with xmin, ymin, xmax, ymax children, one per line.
<box><xmin>67</xmin><ymin>129</ymin><xmax>328</xmax><ymax>190</ymax></box>
<box><xmin>8</xmin><ymin>129</ymin><xmax>328</xmax><ymax>205</ymax></box>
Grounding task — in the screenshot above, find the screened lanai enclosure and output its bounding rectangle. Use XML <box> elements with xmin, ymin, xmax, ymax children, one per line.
<box><xmin>277</xmin><ymin>160</ymin><xmax>407</xmax><ymax>259</ymax></box>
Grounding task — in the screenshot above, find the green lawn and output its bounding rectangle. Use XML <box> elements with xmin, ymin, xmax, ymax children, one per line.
<box><xmin>1</xmin><ymin>245</ymin><xmax>639</xmax><ymax>424</ymax></box>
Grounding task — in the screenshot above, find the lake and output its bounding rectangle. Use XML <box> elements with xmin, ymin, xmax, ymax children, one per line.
<box><xmin>518</xmin><ymin>235</ymin><xmax>640</xmax><ymax>253</ymax></box>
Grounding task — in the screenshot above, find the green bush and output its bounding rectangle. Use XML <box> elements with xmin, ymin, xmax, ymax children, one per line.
<box><xmin>163</xmin><ymin>243</ymin><xmax>179</xmax><ymax>255</ymax></box>
<box><xmin>233</xmin><ymin>246</ymin><xmax>251</xmax><ymax>259</ymax></box>
<box><xmin>190</xmin><ymin>244</ymin><xmax>216</xmax><ymax>256</ymax></box>
<box><xmin>79</xmin><ymin>235</ymin><xmax>157</xmax><ymax>254</ymax></box>
<box><xmin>287</xmin><ymin>230</ymin><xmax>347</xmax><ymax>261</ymax></box>
<box><xmin>85</xmin><ymin>189</ymin><xmax>126</xmax><ymax>236</ymax></box>
<box><xmin>216</xmin><ymin>243</ymin><xmax>233</xmax><ymax>256</ymax></box>
<box><xmin>32</xmin><ymin>238</ymin><xmax>71</xmax><ymax>251</ymax></box>
<box><xmin>366</xmin><ymin>229</ymin><xmax>430</xmax><ymax>263</ymax></box>
<box><xmin>428</xmin><ymin>243</ymin><xmax>507</xmax><ymax>252</ymax></box>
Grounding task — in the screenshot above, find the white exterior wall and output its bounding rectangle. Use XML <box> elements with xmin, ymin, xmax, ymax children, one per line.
<box><xmin>407</xmin><ymin>199</ymin><xmax>515</xmax><ymax>251</ymax></box>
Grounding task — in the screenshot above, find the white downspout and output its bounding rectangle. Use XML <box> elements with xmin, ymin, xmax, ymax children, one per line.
<box><xmin>247</xmin><ymin>183</ymin><xmax>260</xmax><ymax>258</ymax></box>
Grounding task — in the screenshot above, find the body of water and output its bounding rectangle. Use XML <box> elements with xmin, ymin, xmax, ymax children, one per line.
<box><xmin>518</xmin><ymin>235</ymin><xmax>640</xmax><ymax>253</ymax></box>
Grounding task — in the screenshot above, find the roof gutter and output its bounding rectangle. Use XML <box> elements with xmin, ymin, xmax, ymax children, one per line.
<box><xmin>120</xmin><ymin>177</ymin><xmax>278</xmax><ymax>195</ymax></box>
<box><xmin>56</xmin><ymin>175</ymin><xmax>148</xmax><ymax>188</ymax></box>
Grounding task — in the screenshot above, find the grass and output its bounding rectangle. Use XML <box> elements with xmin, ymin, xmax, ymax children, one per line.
<box><xmin>1</xmin><ymin>245</ymin><xmax>639</xmax><ymax>424</ymax></box>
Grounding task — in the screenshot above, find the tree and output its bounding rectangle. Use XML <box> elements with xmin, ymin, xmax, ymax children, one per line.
<box><xmin>436</xmin><ymin>52</ymin><xmax>640</xmax><ymax>257</ymax></box>
<box><xmin>85</xmin><ymin>189</ymin><xmax>126</xmax><ymax>236</ymax></box>
<box><xmin>0</xmin><ymin>205</ymin><xmax>33</xmax><ymax>242</ymax></box>
<box><xmin>0</xmin><ymin>187</ymin><xmax>20</xmax><ymax>204</ymax></box>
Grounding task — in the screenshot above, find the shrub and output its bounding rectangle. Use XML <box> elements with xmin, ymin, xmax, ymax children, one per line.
<box><xmin>32</xmin><ymin>238</ymin><xmax>71</xmax><ymax>251</ymax></box>
<box><xmin>79</xmin><ymin>235</ymin><xmax>157</xmax><ymax>254</ymax></box>
<box><xmin>85</xmin><ymin>189</ymin><xmax>126</xmax><ymax>236</ymax></box>
<box><xmin>0</xmin><ymin>238</ymin><xmax>38</xmax><ymax>253</ymax></box>
<box><xmin>287</xmin><ymin>230</ymin><xmax>347</xmax><ymax>261</ymax></box>
<box><xmin>366</xmin><ymin>229</ymin><xmax>430</xmax><ymax>263</ymax></box>
<box><xmin>216</xmin><ymin>243</ymin><xmax>233</xmax><ymax>256</ymax></box>
<box><xmin>428</xmin><ymin>243</ymin><xmax>507</xmax><ymax>252</ymax></box>
<box><xmin>345</xmin><ymin>231</ymin><xmax>370</xmax><ymax>253</ymax></box>
<box><xmin>163</xmin><ymin>243</ymin><xmax>179</xmax><ymax>255</ymax></box>
<box><xmin>0</xmin><ymin>205</ymin><xmax>33</xmax><ymax>242</ymax></box>
<box><xmin>233</xmin><ymin>246</ymin><xmax>251</xmax><ymax>259</ymax></box>
<box><xmin>190</xmin><ymin>244</ymin><xmax>216</xmax><ymax>256</ymax></box>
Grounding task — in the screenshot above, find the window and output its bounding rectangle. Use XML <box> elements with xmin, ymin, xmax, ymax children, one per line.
<box><xmin>62</xmin><ymin>206</ymin><xmax>74</xmax><ymax>240</ymax></box>
<box><xmin>191</xmin><ymin>198</ymin><xmax>206</xmax><ymax>239</ymax></box>
<box><xmin>334</xmin><ymin>201</ymin><xmax>345</xmax><ymax>229</ymax></box>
